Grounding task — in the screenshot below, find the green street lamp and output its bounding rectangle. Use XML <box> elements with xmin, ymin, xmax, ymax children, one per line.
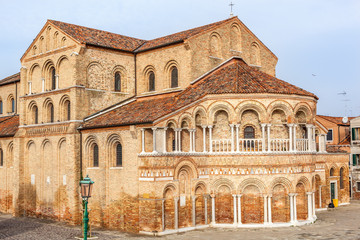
<box><xmin>80</xmin><ymin>175</ymin><xmax>94</xmax><ymax>240</ymax></box>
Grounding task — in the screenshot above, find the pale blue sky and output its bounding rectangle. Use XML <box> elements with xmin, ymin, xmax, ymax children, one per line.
<box><xmin>0</xmin><ymin>0</ymin><xmax>359</xmax><ymax>116</ymax></box>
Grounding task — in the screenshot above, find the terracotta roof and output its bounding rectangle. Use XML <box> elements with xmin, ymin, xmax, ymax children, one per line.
<box><xmin>82</xmin><ymin>58</ymin><xmax>317</xmax><ymax>129</ymax></box>
<box><xmin>0</xmin><ymin>73</ymin><xmax>20</xmax><ymax>86</ymax></box>
<box><xmin>0</xmin><ymin>115</ymin><xmax>19</xmax><ymax>137</ymax></box>
<box><xmin>48</xmin><ymin>17</ymin><xmax>238</xmax><ymax>53</ymax></box>
<box><xmin>49</xmin><ymin>20</ymin><xmax>146</xmax><ymax>52</ymax></box>
<box><xmin>317</xmin><ymin>115</ymin><xmax>356</xmax><ymax>126</ymax></box>
<box><xmin>135</xmin><ymin>17</ymin><xmax>236</xmax><ymax>52</ymax></box>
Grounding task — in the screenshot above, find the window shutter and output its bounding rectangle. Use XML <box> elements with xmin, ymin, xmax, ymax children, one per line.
<box><xmin>353</xmin><ymin>154</ymin><xmax>357</xmax><ymax>166</ymax></box>
<box><xmin>352</xmin><ymin>128</ymin><xmax>356</xmax><ymax>141</ymax></box>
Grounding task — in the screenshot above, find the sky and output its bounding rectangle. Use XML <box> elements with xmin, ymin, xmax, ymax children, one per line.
<box><xmin>0</xmin><ymin>0</ymin><xmax>359</xmax><ymax>117</ymax></box>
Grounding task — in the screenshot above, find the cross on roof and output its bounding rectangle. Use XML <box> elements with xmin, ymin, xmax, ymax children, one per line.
<box><xmin>229</xmin><ymin>1</ymin><xmax>235</xmax><ymax>17</ymax></box>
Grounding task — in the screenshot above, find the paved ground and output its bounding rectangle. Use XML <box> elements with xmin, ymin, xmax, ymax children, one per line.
<box><xmin>1</xmin><ymin>201</ymin><xmax>360</xmax><ymax>240</ymax></box>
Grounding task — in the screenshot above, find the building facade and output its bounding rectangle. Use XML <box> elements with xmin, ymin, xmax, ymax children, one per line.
<box><xmin>0</xmin><ymin>17</ymin><xmax>350</xmax><ymax>235</ymax></box>
<box><xmin>350</xmin><ymin>117</ymin><xmax>360</xmax><ymax>199</ymax></box>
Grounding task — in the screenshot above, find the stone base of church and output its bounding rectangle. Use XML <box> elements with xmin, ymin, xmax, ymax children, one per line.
<box><xmin>140</xmin><ymin>217</ymin><xmax>318</xmax><ymax>236</ymax></box>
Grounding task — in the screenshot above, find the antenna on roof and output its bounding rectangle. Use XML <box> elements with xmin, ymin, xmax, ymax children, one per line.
<box><xmin>229</xmin><ymin>1</ymin><xmax>235</xmax><ymax>17</ymax></box>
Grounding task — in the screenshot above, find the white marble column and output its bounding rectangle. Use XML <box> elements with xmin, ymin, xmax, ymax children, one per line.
<box><xmin>192</xmin><ymin>195</ymin><xmax>196</xmax><ymax>226</ymax></box>
<box><xmin>306</xmin><ymin>124</ymin><xmax>313</xmax><ymax>152</ymax></box>
<box><xmin>319</xmin><ymin>134</ymin><xmax>327</xmax><ymax>153</ymax></box>
<box><xmin>208</xmin><ymin>126</ymin><xmax>213</xmax><ymax>153</ymax></box>
<box><xmin>202</xmin><ymin>126</ymin><xmax>207</xmax><ymax>152</ymax></box>
<box><xmin>161</xmin><ymin>199</ymin><xmax>165</xmax><ymax>231</ymax></box>
<box><xmin>293</xmin><ymin>194</ymin><xmax>298</xmax><ymax>222</ymax></box>
<box><xmin>312</xmin><ymin>126</ymin><xmax>316</xmax><ymax>151</ymax></box>
<box><xmin>163</xmin><ymin>127</ymin><xmax>167</xmax><ymax>153</ymax></box>
<box><xmin>235</xmin><ymin>124</ymin><xmax>240</xmax><ymax>152</ymax></box>
<box><xmin>230</xmin><ymin>124</ymin><xmax>235</xmax><ymax>152</ymax></box>
<box><xmin>177</xmin><ymin>128</ymin><xmax>182</xmax><ymax>152</ymax></box>
<box><xmin>28</xmin><ymin>82</ymin><xmax>32</xmax><ymax>94</ymax></box>
<box><xmin>232</xmin><ymin>194</ymin><xmax>237</xmax><ymax>224</ymax></box>
<box><xmin>211</xmin><ymin>194</ymin><xmax>216</xmax><ymax>224</ymax></box>
<box><xmin>312</xmin><ymin>192</ymin><xmax>316</xmax><ymax>217</ymax></box>
<box><xmin>237</xmin><ymin>194</ymin><xmax>242</xmax><ymax>224</ymax></box>
<box><xmin>152</xmin><ymin>127</ymin><xmax>157</xmax><ymax>153</ymax></box>
<box><xmin>261</xmin><ymin>123</ymin><xmax>266</xmax><ymax>152</ymax></box>
<box><xmin>263</xmin><ymin>195</ymin><xmax>268</xmax><ymax>223</ymax></box>
<box><xmin>267</xmin><ymin>124</ymin><xmax>272</xmax><ymax>152</ymax></box>
<box><xmin>268</xmin><ymin>195</ymin><xmax>272</xmax><ymax>224</ymax></box>
<box><xmin>204</xmin><ymin>195</ymin><xmax>208</xmax><ymax>224</ymax></box>
<box><xmin>178</xmin><ymin>128</ymin><xmax>182</xmax><ymax>152</ymax></box>
<box><xmin>293</xmin><ymin>124</ymin><xmax>297</xmax><ymax>152</ymax></box>
<box><xmin>141</xmin><ymin>128</ymin><xmax>145</xmax><ymax>153</ymax></box>
<box><xmin>189</xmin><ymin>129</ymin><xmax>193</xmax><ymax>152</ymax></box>
<box><xmin>175</xmin><ymin>129</ymin><xmax>179</xmax><ymax>152</ymax></box>
<box><xmin>288</xmin><ymin>124</ymin><xmax>293</xmax><ymax>151</ymax></box>
<box><xmin>174</xmin><ymin>197</ymin><xmax>179</xmax><ymax>229</ymax></box>
<box><xmin>41</xmin><ymin>78</ymin><xmax>45</xmax><ymax>92</ymax></box>
<box><xmin>192</xmin><ymin>129</ymin><xmax>196</xmax><ymax>152</ymax></box>
<box><xmin>289</xmin><ymin>194</ymin><xmax>294</xmax><ymax>223</ymax></box>
<box><xmin>307</xmin><ymin>192</ymin><xmax>312</xmax><ymax>220</ymax></box>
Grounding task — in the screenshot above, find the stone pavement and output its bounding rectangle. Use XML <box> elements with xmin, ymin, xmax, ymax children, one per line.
<box><xmin>1</xmin><ymin>201</ymin><xmax>360</xmax><ymax>240</ymax></box>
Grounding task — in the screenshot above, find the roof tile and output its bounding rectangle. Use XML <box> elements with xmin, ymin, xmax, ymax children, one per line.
<box><xmin>82</xmin><ymin>58</ymin><xmax>317</xmax><ymax>129</ymax></box>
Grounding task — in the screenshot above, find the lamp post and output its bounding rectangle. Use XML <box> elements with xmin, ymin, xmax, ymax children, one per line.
<box><xmin>80</xmin><ymin>175</ymin><xmax>94</xmax><ymax>240</ymax></box>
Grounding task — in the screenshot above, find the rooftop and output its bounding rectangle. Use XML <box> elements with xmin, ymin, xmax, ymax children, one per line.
<box><xmin>82</xmin><ymin>57</ymin><xmax>317</xmax><ymax>129</ymax></box>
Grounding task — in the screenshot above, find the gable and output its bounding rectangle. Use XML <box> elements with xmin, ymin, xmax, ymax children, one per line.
<box><xmin>21</xmin><ymin>21</ymin><xmax>79</xmax><ymax>61</ymax></box>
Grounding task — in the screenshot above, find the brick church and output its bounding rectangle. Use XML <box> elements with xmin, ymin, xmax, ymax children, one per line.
<box><xmin>0</xmin><ymin>16</ymin><xmax>350</xmax><ymax>235</ymax></box>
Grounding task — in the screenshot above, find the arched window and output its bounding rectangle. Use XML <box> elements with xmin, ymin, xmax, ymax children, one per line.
<box><xmin>34</xmin><ymin>106</ymin><xmax>38</xmax><ymax>124</ymax></box>
<box><xmin>65</xmin><ymin>100</ymin><xmax>70</xmax><ymax>121</ymax></box>
<box><xmin>51</xmin><ymin>67</ymin><xmax>56</xmax><ymax>90</ymax></box>
<box><xmin>244</xmin><ymin>126</ymin><xmax>255</xmax><ymax>139</ymax></box>
<box><xmin>114</xmin><ymin>72</ymin><xmax>121</xmax><ymax>92</ymax></box>
<box><xmin>10</xmin><ymin>98</ymin><xmax>15</xmax><ymax>113</ymax></box>
<box><xmin>330</xmin><ymin>168</ymin><xmax>335</xmax><ymax>176</ymax></box>
<box><xmin>0</xmin><ymin>100</ymin><xmax>3</xmax><ymax>114</ymax></box>
<box><xmin>116</xmin><ymin>143</ymin><xmax>122</xmax><ymax>167</ymax></box>
<box><xmin>340</xmin><ymin>168</ymin><xmax>344</xmax><ymax>189</ymax></box>
<box><xmin>0</xmin><ymin>149</ymin><xmax>3</xmax><ymax>166</ymax></box>
<box><xmin>171</xmin><ymin>67</ymin><xmax>178</xmax><ymax>88</ymax></box>
<box><xmin>48</xmin><ymin>103</ymin><xmax>54</xmax><ymax>123</ymax></box>
<box><xmin>93</xmin><ymin>144</ymin><xmax>99</xmax><ymax>167</ymax></box>
<box><xmin>148</xmin><ymin>71</ymin><xmax>155</xmax><ymax>92</ymax></box>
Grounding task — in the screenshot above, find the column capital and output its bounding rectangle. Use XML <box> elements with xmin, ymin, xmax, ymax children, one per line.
<box><xmin>305</xmin><ymin>124</ymin><xmax>313</xmax><ymax>128</ymax></box>
<box><xmin>163</xmin><ymin>127</ymin><xmax>168</xmax><ymax>131</ymax></box>
<box><xmin>141</xmin><ymin>128</ymin><xmax>145</xmax><ymax>132</ymax></box>
<box><xmin>201</xmin><ymin>125</ymin><xmax>207</xmax><ymax>129</ymax></box>
<box><xmin>191</xmin><ymin>195</ymin><xmax>197</xmax><ymax>201</ymax></box>
<box><xmin>151</xmin><ymin>127</ymin><xmax>157</xmax><ymax>131</ymax></box>
<box><xmin>232</xmin><ymin>194</ymin><xmax>237</xmax><ymax>197</ymax></box>
<box><xmin>175</xmin><ymin>128</ymin><xmax>182</xmax><ymax>132</ymax></box>
<box><xmin>287</xmin><ymin>123</ymin><xmax>294</xmax><ymax>127</ymax></box>
<box><xmin>267</xmin><ymin>124</ymin><xmax>272</xmax><ymax>127</ymax></box>
<box><xmin>306</xmin><ymin>192</ymin><xmax>313</xmax><ymax>195</ymax></box>
<box><xmin>237</xmin><ymin>194</ymin><xmax>242</xmax><ymax>198</ymax></box>
<box><xmin>288</xmin><ymin>193</ymin><xmax>295</xmax><ymax>197</ymax></box>
<box><xmin>235</xmin><ymin>124</ymin><xmax>240</xmax><ymax>127</ymax></box>
<box><xmin>229</xmin><ymin>124</ymin><xmax>235</xmax><ymax>127</ymax></box>
<box><xmin>208</xmin><ymin>125</ymin><xmax>213</xmax><ymax>129</ymax></box>
<box><xmin>174</xmin><ymin>197</ymin><xmax>179</xmax><ymax>201</ymax></box>
<box><xmin>260</xmin><ymin>123</ymin><xmax>268</xmax><ymax>127</ymax></box>
<box><xmin>210</xmin><ymin>194</ymin><xmax>216</xmax><ymax>198</ymax></box>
